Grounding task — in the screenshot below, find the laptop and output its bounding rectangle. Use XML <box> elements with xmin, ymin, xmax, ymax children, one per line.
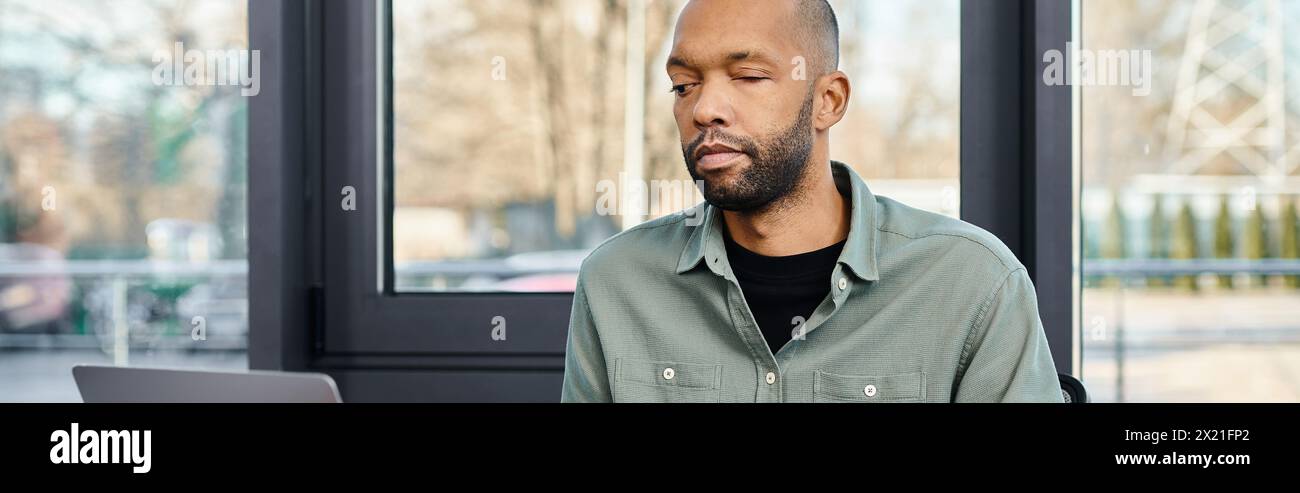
<box><xmin>72</xmin><ymin>365</ymin><xmax>343</xmax><ymax>403</ymax></box>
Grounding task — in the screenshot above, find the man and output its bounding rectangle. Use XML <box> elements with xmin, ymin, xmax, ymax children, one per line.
<box><xmin>562</xmin><ymin>0</ymin><xmax>1062</xmax><ymax>402</ymax></box>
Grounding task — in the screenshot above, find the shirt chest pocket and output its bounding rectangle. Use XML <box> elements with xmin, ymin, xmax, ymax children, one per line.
<box><xmin>813</xmin><ymin>370</ymin><xmax>926</xmax><ymax>403</ymax></box>
<box><xmin>613</xmin><ymin>358</ymin><xmax>723</xmax><ymax>403</ymax></box>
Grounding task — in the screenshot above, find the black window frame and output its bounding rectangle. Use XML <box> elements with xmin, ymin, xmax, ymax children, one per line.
<box><xmin>960</xmin><ymin>0</ymin><xmax>1075</xmax><ymax>376</ymax></box>
<box><xmin>249</xmin><ymin>0</ymin><xmax>1076</xmax><ymax>401</ymax></box>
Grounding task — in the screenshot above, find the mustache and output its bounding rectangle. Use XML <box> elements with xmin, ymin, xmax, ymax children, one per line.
<box><xmin>684</xmin><ymin>129</ymin><xmax>757</xmax><ymax>162</ymax></box>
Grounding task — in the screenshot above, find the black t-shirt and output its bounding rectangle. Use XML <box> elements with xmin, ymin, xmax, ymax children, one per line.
<box><xmin>723</xmin><ymin>232</ymin><xmax>846</xmax><ymax>355</ymax></box>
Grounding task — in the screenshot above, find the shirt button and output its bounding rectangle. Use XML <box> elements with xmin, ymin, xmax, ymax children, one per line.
<box><xmin>663</xmin><ymin>367</ymin><xmax>675</xmax><ymax>380</ymax></box>
<box><xmin>765</xmin><ymin>372</ymin><xmax>777</xmax><ymax>385</ymax></box>
<box><xmin>837</xmin><ymin>277</ymin><xmax>848</xmax><ymax>291</ymax></box>
<box><xmin>864</xmin><ymin>384</ymin><xmax>877</xmax><ymax>397</ymax></box>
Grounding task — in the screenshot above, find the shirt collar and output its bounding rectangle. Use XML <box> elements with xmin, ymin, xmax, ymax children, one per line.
<box><xmin>675</xmin><ymin>160</ymin><xmax>880</xmax><ymax>282</ymax></box>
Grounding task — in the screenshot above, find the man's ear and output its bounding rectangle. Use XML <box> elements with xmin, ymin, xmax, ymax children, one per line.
<box><xmin>814</xmin><ymin>71</ymin><xmax>851</xmax><ymax>131</ymax></box>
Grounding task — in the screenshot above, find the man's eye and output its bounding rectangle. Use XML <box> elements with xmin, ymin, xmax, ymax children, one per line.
<box><xmin>670</xmin><ymin>83</ymin><xmax>695</xmax><ymax>96</ymax></box>
<box><xmin>737</xmin><ymin>76</ymin><xmax>768</xmax><ymax>82</ymax></box>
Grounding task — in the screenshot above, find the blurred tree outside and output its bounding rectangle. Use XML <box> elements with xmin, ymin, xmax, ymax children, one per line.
<box><xmin>0</xmin><ymin>0</ymin><xmax>249</xmax><ymax>261</ymax></box>
<box><xmin>1214</xmin><ymin>196</ymin><xmax>1233</xmax><ymax>288</ymax></box>
<box><xmin>1172</xmin><ymin>201</ymin><xmax>1199</xmax><ymax>291</ymax></box>
<box><xmin>1101</xmin><ymin>193</ymin><xmax>1125</xmax><ymax>288</ymax></box>
<box><xmin>1147</xmin><ymin>194</ymin><xmax>1169</xmax><ymax>287</ymax></box>
<box><xmin>1283</xmin><ymin>196</ymin><xmax>1299</xmax><ymax>288</ymax></box>
<box><xmin>1242</xmin><ymin>204</ymin><xmax>1269</xmax><ymax>287</ymax></box>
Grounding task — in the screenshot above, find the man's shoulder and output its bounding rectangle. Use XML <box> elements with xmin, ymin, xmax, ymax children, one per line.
<box><xmin>578</xmin><ymin>204</ymin><xmax>704</xmax><ymax>280</ymax></box>
<box><xmin>873</xmin><ymin>195</ymin><xmax>1024</xmax><ymax>277</ymax></box>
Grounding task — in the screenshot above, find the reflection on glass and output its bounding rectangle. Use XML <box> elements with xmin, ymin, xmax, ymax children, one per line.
<box><xmin>1080</xmin><ymin>0</ymin><xmax>1300</xmax><ymax>401</ymax></box>
<box><xmin>391</xmin><ymin>0</ymin><xmax>960</xmax><ymax>292</ymax></box>
<box><xmin>0</xmin><ymin>0</ymin><xmax>249</xmax><ymax>402</ymax></box>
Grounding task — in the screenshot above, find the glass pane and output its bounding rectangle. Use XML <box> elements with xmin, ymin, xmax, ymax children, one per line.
<box><xmin>1079</xmin><ymin>0</ymin><xmax>1300</xmax><ymax>401</ymax></box>
<box><xmin>391</xmin><ymin>0</ymin><xmax>960</xmax><ymax>292</ymax></box>
<box><xmin>0</xmin><ymin>0</ymin><xmax>250</xmax><ymax>401</ymax></box>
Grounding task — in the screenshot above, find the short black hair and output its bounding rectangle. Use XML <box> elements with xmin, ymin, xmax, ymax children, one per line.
<box><xmin>797</xmin><ymin>0</ymin><xmax>840</xmax><ymax>76</ymax></box>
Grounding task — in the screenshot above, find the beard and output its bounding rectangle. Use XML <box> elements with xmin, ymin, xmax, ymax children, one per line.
<box><xmin>682</xmin><ymin>93</ymin><xmax>815</xmax><ymax>212</ymax></box>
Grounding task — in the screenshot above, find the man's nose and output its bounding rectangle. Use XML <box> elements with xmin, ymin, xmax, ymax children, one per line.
<box><xmin>692</xmin><ymin>83</ymin><xmax>734</xmax><ymax>131</ymax></box>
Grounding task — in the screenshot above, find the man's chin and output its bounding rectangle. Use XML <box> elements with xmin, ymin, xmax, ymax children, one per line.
<box><xmin>702</xmin><ymin>188</ymin><xmax>770</xmax><ymax>212</ymax></box>
<box><xmin>706</xmin><ymin>199</ymin><xmax>766</xmax><ymax>213</ymax></box>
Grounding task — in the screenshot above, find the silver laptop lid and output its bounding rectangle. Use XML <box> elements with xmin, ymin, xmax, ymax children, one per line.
<box><xmin>72</xmin><ymin>365</ymin><xmax>343</xmax><ymax>403</ymax></box>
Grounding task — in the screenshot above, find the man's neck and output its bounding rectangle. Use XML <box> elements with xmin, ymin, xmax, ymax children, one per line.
<box><xmin>721</xmin><ymin>160</ymin><xmax>850</xmax><ymax>257</ymax></box>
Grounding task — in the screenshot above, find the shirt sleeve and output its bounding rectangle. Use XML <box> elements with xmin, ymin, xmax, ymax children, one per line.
<box><xmin>560</xmin><ymin>274</ymin><xmax>612</xmax><ymax>403</ymax></box>
<box><xmin>953</xmin><ymin>268</ymin><xmax>1065</xmax><ymax>403</ymax></box>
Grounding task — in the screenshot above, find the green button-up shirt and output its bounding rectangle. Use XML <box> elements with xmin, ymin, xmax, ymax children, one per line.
<box><xmin>561</xmin><ymin>161</ymin><xmax>1063</xmax><ymax>403</ymax></box>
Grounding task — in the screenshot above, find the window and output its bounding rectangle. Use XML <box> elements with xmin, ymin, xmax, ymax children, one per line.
<box><xmin>0</xmin><ymin>0</ymin><xmax>249</xmax><ymax>402</ymax></box>
<box><xmin>1079</xmin><ymin>0</ymin><xmax>1300</xmax><ymax>401</ymax></box>
<box><xmin>390</xmin><ymin>0</ymin><xmax>960</xmax><ymax>293</ymax></box>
